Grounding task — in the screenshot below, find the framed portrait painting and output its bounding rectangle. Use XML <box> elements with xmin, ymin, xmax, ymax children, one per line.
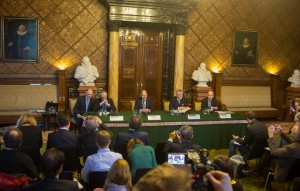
<box><xmin>232</xmin><ymin>29</ymin><xmax>259</xmax><ymax>66</ymax></box>
<box><xmin>1</xmin><ymin>16</ymin><xmax>38</xmax><ymax>63</ymax></box>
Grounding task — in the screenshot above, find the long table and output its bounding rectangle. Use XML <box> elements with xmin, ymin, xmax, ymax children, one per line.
<box><xmin>86</xmin><ymin>111</ymin><xmax>247</xmax><ymax>150</ymax></box>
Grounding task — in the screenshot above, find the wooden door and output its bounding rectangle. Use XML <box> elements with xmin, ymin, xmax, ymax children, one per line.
<box><xmin>119</xmin><ymin>29</ymin><xmax>162</xmax><ymax>111</ymax></box>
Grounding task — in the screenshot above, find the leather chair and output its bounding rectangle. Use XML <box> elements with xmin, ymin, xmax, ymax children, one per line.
<box><xmin>133</xmin><ymin>168</ymin><xmax>153</xmax><ymax>185</ymax></box>
<box><xmin>87</xmin><ymin>171</ymin><xmax>108</xmax><ymax>191</ymax></box>
<box><xmin>57</xmin><ymin>147</ymin><xmax>82</xmax><ymax>173</ymax></box>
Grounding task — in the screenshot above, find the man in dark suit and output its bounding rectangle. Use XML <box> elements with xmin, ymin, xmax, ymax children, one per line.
<box><xmin>93</xmin><ymin>90</ymin><xmax>116</xmax><ymax>112</ymax></box>
<box><xmin>23</xmin><ymin>148</ymin><xmax>79</xmax><ymax>191</ymax></box>
<box><xmin>113</xmin><ymin>115</ymin><xmax>149</xmax><ymax>152</ymax></box>
<box><xmin>73</xmin><ymin>89</ymin><xmax>95</xmax><ymax>133</ymax></box>
<box><xmin>229</xmin><ymin>111</ymin><xmax>268</xmax><ymax>157</ymax></box>
<box><xmin>134</xmin><ymin>89</ymin><xmax>153</xmax><ymax>113</ymax></box>
<box><xmin>0</xmin><ymin>128</ymin><xmax>38</xmax><ymax>180</ymax></box>
<box><xmin>201</xmin><ymin>90</ymin><xmax>220</xmax><ymax>111</ymax></box>
<box><xmin>169</xmin><ymin>89</ymin><xmax>188</xmax><ymax>110</ymax></box>
<box><xmin>164</xmin><ymin>125</ymin><xmax>201</xmax><ymax>153</ymax></box>
<box><xmin>47</xmin><ymin>114</ymin><xmax>82</xmax><ymax>171</ymax></box>
<box><xmin>79</xmin><ymin>116</ymin><xmax>109</xmax><ymax>162</ymax></box>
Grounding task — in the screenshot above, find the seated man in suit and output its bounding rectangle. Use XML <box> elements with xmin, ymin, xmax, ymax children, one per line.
<box><xmin>73</xmin><ymin>89</ymin><xmax>95</xmax><ymax>133</ymax></box>
<box><xmin>80</xmin><ymin>115</ymin><xmax>109</xmax><ymax>162</ymax></box>
<box><xmin>164</xmin><ymin>125</ymin><xmax>201</xmax><ymax>153</ymax></box>
<box><xmin>82</xmin><ymin>130</ymin><xmax>123</xmax><ymax>183</ymax></box>
<box><xmin>23</xmin><ymin>148</ymin><xmax>79</xmax><ymax>191</ymax></box>
<box><xmin>169</xmin><ymin>89</ymin><xmax>188</xmax><ymax>111</ymax></box>
<box><xmin>113</xmin><ymin>115</ymin><xmax>149</xmax><ymax>153</ymax></box>
<box><xmin>134</xmin><ymin>89</ymin><xmax>153</xmax><ymax>113</ymax></box>
<box><xmin>93</xmin><ymin>90</ymin><xmax>116</xmax><ymax>112</ymax></box>
<box><xmin>201</xmin><ymin>90</ymin><xmax>220</xmax><ymax>111</ymax></box>
<box><xmin>229</xmin><ymin>111</ymin><xmax>268</xmax><ymax>157</ymax></box>
<box><xmin>47</xmin><ymin>114</ymin><xmax>82</xmax><ymax>171</ymax></box>
<box><xmin>0</xmin><ymin>128</ymin><xmax>38</xmax><ymax>180</ymax></box>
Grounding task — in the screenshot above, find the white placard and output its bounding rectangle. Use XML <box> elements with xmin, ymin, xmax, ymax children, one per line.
<box><xmin>110</xmin><ymin>116</ymin><xmax>124</xmax><ymax>121</ymax></box>
<box><xmin>219</xmin><ymin>113</ymin><xmax>231</xmax><ymax>119</ymax></box>
<box><xmin>147</xmin><ymin>115</ymin><xmax>161</xmax><ymax>120</ymax></box>
<box><xmin>187</xmin><ymin>114</ymin><xmax>200</xmax><ymax>120</ymax></box>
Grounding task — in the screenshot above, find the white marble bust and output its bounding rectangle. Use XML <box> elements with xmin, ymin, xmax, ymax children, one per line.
<box><xmin>74</xmin><ymin>56</ymin><xmax>99</xmax><ymax>86</ymax></box>
<box><xmin>191</xmin><ymin>63</ymin><xmax>212</xmax><ymax>87</ymax></box>
<box><xmin>288</xmin><ymin>69</ymin><xmax>300</xmax><ymax>87</ymax></box>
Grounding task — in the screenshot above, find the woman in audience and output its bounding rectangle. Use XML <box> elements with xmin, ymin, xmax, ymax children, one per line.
<box><xmin>127</xmin><ymin>138</ymin><xmax>157</xmax><ymax>178</ymax></box>
<box><xmin>17</xmin><ymin>114</ymin><xmax>43</xmax><ymax>171</ymax></box>
<box><xmin>213</xmin><ymin>155</ymin><xmax>243</xmax><ymax>191</ymax></box>
<box><xmin>94</xmin><ymin>159</ymin><xmax>132</xmax><ymax>191</ymax></box>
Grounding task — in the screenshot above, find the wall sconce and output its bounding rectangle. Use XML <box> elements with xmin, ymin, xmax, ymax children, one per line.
<box><xmin>209</xmin><ymin>63</ymin><xmax>223</xmax><ymax>73</ymax></box>
<box><xmin>264</xmin><ymin>61</ymin><xmax>283</xmax><ymax>75</ymax></box>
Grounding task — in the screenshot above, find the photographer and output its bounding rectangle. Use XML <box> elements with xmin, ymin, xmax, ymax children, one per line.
<box><xmin>164</xmin><ymin>126</ymin><xmax>201</xmax><ymax>153</ymax></box>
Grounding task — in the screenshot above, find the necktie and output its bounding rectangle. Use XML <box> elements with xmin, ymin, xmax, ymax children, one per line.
<box><xmin>103</xmin><ymin>103</ymin><xmax>107</xmax><ymax>112</ymax></box>
<box><xmin>86</xmin><ymin>99</ymin><xmax>89</xmax><ymax>112</ymax></box>
<box><xmin>142</xmin><ymin>100</ymin><xmax>146</xmax><ymax>109</ymax></box>
<box><xmin>208</xmin><ymin>100</ymin><xmax>211</xmax><ymax>107</ymax></box>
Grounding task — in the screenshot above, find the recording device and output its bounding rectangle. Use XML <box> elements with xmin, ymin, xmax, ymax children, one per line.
<box><xmin>175</xmin><ymin>130</ymin><xmax>180</xmax><ymax>135</ymax></box>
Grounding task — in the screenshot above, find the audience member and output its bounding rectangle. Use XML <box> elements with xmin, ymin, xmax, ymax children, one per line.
<box><xmin>229</xmin><ymin>111</ymin><xmax>268</xmax><ymax>157</ymax></box>
<box><xmin>169</xmin><ymin>89</ymin><xmax>188</xmax><ymax>110</ymax></box>
<box><xmin>94</xmin><ymin>159</ymin><xmax>132</xmax><ymax>191</ymax></box>
<box><xmin>93</xmin><ymin>90</ymin><xmax>116</xmax><ymax>112</ymax></box>
<box><xmin>46</xmin><ymin>114</ymin><xmax>82</xmax><ymax>171</ymax></box>
<box><xmin>113</xmin><ymin>115</ymin><xmax>149</xmax><ymax>153</ymax></box>
<box><xmin>0</xmin><ymin>128</ymin><xmax>38</xmax><ymax>179</ymax></box>
<box><xmin>17</xmin><ymin>114</ymin><xmax>43</xmax><ymax>171</ymax></box>
<box><xmin>127</xmin><ymin>138</ymin><xmax>157</xmax><ymax>177</ymax></box>
<box><xmin>213</xmin><ymin>155</ymin><xmax>243</xmax><ymax>191</ymax></box>
<box><xmin>82</xmin><ymin>130</ymin><xmax>123</xmax><ymax>183</ymax></box>
<box><xmin>201</xmin><ymin>90</ymin><xmax>220</xmax><ymax>111</ymax></box>
<box><xmin>23</xmin><ymin>148</ymin><xmax>79</xmax><ymax>191</ymax></box>
<box><xmin>73</xmin><ymin>89</ymin><xmax>96</xmax><ymax>133</ymax></box>
<box><xmin>132</xmin><ymin>162</ymin><xmax>193</xmax><ymax>191</ymax></box>
<box><xmin>164</xmin><ymin>125</ymin><xmax>201</xmax><ymax>153</ymax></box>
<box><xmin>243</xmin><ymin>124</ymin><xmax>300</xmax><ymax>182</ymax></box>
<box><xmin>205</xmin><ymin>171</ymin><xmax>233</xmax><ymax>191</ymax></box>
<box><xmin>80</xmin><ymin>115</ymin><xmax>109</xmax><ymax>162</ymax></box>
<box><xmin>134</xmin><ymin>90</ymin><xmax>153</xmax><ymax>113</ymax></box>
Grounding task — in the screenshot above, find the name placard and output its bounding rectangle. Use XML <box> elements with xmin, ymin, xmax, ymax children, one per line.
<box><xmin>187</xmin><ymin>114</ymin><xmax>200</xmax><ymax>120</ymax></box>
<box><xmin>219</xmin><ymin>113</ymin><xmax>231</xmax><ymax>119</ymax></box>
<box><xmin>147</xmin><ymin>115</ymin><xmax>161</xmax><ymax>120</ymax></box>
<box><xmin>110</xmin><ymin>116</ymin><xmax>124</xmax><ymax>121</ymax></box>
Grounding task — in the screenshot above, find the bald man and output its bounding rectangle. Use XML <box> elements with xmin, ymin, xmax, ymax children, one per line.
<box><xmin>134</xmin><ymin>90</ymin><xmax>153</xmax><ymax>113</ymax></box>
<box><xmin>73</xmin><ymin>89</ymin><xmax>96</xmax><ymax>133</ymax></box>
<box><xmin>201</xmin><ymin>90</ymin><xmax>220</xmax><ymax>111</ymax></box>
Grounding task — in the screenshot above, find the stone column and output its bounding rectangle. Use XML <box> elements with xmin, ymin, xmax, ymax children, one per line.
<box><xmin>108</xmin><ymin>21</ymin><xmax>121</xmax><ymax>111</ymax></box>
<box><xmin>173</xmin><ymin>26</ymin><xmax>185</xmax><ymax>95</ymax></box>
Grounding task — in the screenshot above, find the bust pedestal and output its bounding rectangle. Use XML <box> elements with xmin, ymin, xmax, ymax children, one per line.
<box><xmin>192</xmin><ymin>86</ymin><xmax>212</xmax><ymax>101</ymax></box>
<box><xmin>286</xmin><ymin>87</ymin><xmax>300</xmax><ymax>121</ymax></box>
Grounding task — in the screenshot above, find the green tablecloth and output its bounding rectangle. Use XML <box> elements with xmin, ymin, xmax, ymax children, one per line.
<box><xmin>86</xmin><ymin>111</ymin><xmax>247</xmax><ymax>149</ymax></box>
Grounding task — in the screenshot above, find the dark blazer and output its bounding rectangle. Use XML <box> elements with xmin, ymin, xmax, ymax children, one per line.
<box><xmin>164</xmin><ymin>141</ymin><xmax>201</xmax><ymax>153</ymax></box>
<box><xmin>47</xmin><ymin>129</ymin><xmax>81</xmax><ymax>154</ymax></box>
<box><xmin>236</xmin><ymin>120</ymin><xmax>268</xmax><ymax>147</ymax></box>
<box><xmin>113</xmin><ymin>130</ymin><xmax>149</xmax><ymax>152</ymax></box>
<box><xmin>201</xmin><ymin>97</ymin><xmax>220</xmax><ymax>111</ymax></box>
<box><xmin>73</xmin><ymin>95</ymin><xmax>95</xmax><ymax>118</ymax></box>
<box><xmin>93</xmin><ymin>98</ymin><xmax>116</xmax><ymax>112</ymax></box>
<box><xmin>19</xmin><ymin>125</ymin><xmax>43</xmax><ymax>149</ymax></box>
<box><xmin>0</xmin><ymin>149</ymin><xmax>38</xmax><ymax>178</ymax></box>
<box><xmin>134</xmin><ymin>98</ymin><xmax>153</xmax><ymax>112</ymax></box>
<box><xmin>23</xmin><ymin>177</ymin><xmax>79</xmax><ymax>191</ymax></box>
<box><xmin>169</xmin><ymin>97</ymin><xmax>188</xmax><ymax>110</ymax></box>
<box><xmin>79</xmin><ymin>123</ymin><xmax>109</xmax><ymax>161</ymax></box>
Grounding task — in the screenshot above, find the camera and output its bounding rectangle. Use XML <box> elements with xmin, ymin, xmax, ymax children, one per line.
<box><xmin>186</xmin><ymin>149</ymin><xmax>212</xmax><ymax>191</ymax></box>
<box><xmin>175</xmin><ymin>130</ymin><xmax>180</xmax><ymax>135</ymax></box>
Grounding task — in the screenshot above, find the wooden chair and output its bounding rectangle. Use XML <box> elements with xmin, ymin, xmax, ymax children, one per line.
<box><xmin>163</xmin><ymin>100</ymin><xmax>170</xmax><ymax>111</ymax></box>
<box><xmin>130</xmin><ymin>100</ymin><xmax>135</xmax><ymax>111</ymax></box>
<box><xmin>69</xmin><ymin>98</ymin><xmax>78</xmax><ymax>133</ymax></box>
<box><xmin>193</xmin><ymin>101</ymin><xmax>202</xmax><ymax>111</ymax></box>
